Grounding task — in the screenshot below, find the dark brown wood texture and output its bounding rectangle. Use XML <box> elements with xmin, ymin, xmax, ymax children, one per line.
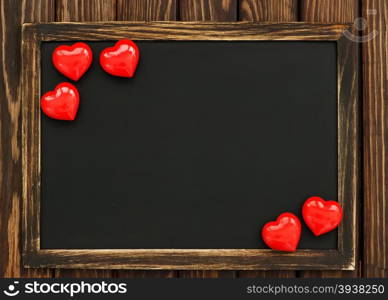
<box><xmin>363</xmin><ymin>0</ymin><xmax>388</xmax><ymax>278</ymax></box>
<box><xmin>180</xmin><ymin>0</ymin><xmax>237</xmax><ymax>21</ymax></box>
<box><xmin>0</xmin><ymin>0</ymin><xmax>24</xmax><ymax>279</ymax></box>
<box><xmin>0</xmin><ymin>0</ymin><xmax>54</xmax><ymax>279</ymax></box>
<box><xmin>21</xmin><ymin>22</ymin><xmax>357</xmax><ymax>271</ymax></box>
<box><xmin>56</xmin><ymin>0</ymin><xmax>116</xmax><ymax>21</ymax></box>
<box><xmin>0</xmin><ymin>0</ymin><xmax>385</xmax><ymax>278</ymax></box>
<box><xmin>301</xmin><ymin>0</ymin><xmax>358</xmax><ymax>23</ymax></box>
<box><xmin>117</xmin><ymin>0</ymin><xmax>177</xmax><ymax>21</ymax></box>
<box><xmin>239</xmin><ymin>0</ymin><xmax>297</xmax><ymax>21</ymax></box>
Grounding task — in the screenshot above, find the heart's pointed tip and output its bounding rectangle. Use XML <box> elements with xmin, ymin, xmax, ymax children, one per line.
<box><xmin>71</xmin><ymin>76</ymin><xmax>80</xmax><ymax>82</ymax></box>
<box><xmin>68</xmin><ymin>108</ymin><xmax>79</xmax><ymax>121</ymax></box>
<box><xmin>118</xmin><ymin>72</ymin><xmax>135</xmax><ymax>78</ymax></box>
<box><xmin>284</xmin><ymin>248</ymin><xmax>297</xmax><ymax>252</ymax></box>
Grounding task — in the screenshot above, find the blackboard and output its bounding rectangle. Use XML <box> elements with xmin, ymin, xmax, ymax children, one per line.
<box><xmin>22</xmin><ymin>22</ymin><xmax>358</xmax><ymax>270</ymax></box>
<box><xmin>40</xmin><ymin>41</ymin><xmax>337</xmax><ymax>249</ymax></box>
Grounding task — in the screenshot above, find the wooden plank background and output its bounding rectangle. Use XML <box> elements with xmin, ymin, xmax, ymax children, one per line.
<box><xmin>0</xmin><ymin>0</ymin><xmax>386</xmax><ymax>278</ymax></box>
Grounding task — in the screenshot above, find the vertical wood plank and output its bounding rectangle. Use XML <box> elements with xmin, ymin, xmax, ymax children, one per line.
<box><xmin>179</xmin><ymin>271</ymin><xmax>235</xmax><ymax>278</ymax></box>
<box><xmin>178</xmin><ymin>0</ymin><xmax>237</xmax><ymax>279</ymax></box>
<box><xmin>239</xmin><ymin>0</ymin><xmax>297</xmax><ymax>21</ymax></box>
<box><xmin>179</xmin><ymin>0</ymin><xmax>237</xmax><ymax>22</ymax></box>
<box><xmin>117</xmin><ymin>0</ymin><xmax>177</xmax><ymax>21</ymax></box>
<box><xmin>54</xmin><ymin>0</ymin><xmax>116</xmax><ymax>278</ymax></box>
<box><xmin>116</xmin><ymin>0</ymin><xmax>178</xmax><ymax>279</ymax></box>
<box><xmin>299</xmin><ymin>0</ymin><xmax>359</xmax><ymax>279</ymax></box>
<box><xmin>55</xmin><ymin>0</ymin><xmax>117</xmax><ymax>22</ymax></box>
<box><xmin>54</xmin><ymin>269</ymin><xmax>113</xmax><ymax>278</ymax></box>
<box><xmin>363</xmin><ymin>0</ymin><xmax>388</xmax><ymax>278</ymax></box>
<box><xmin>0</xmin><ymin>0</ymin><xmax>23</xmax><ymax>279</ymax></box>
<box><xmin>237</xmin><ymin>0</ymin><xmax>298</xmax><ymax>280</ymax></box>
<box><xmin>180</xmin><ymin>0</ymin><xmax>237</xmax><ymax>21</ymax></box>
<box><xmin>0</xmin><ymin>0</ymin><xmax>54</xmax><ymax>278</ymax></box>
<box><xmin>301</xmin><ymin>0</ymin><xmax>358</xmax><ymax>23</ymax></box>
<box><xmin>22</xmin><ymin>0</ymin><xmax>55</xmax><ymax>23</ymax></box>
<box><xmin>117</xmin><ymin>0</ymin><xmax>147</xmax><ymax>20</ymax></box>
<box><xmin>56</xmin><ymin>0</ymin><xmax>116</xmax><ymax>21</ymax></box>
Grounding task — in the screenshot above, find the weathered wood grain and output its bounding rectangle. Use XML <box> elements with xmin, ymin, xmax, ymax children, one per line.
<box><xmin>299</xmin><ymin>0</ymin><xmax>360</xmax><ymax>279</ymax></box>
<box><xmin>23</xmin><ymin>248</ymin><xmax>354</xmax><ymax>270</ymax></box>
<box><xmin>180</xmin><ymin>0</ymin><xmax>237</xmax><ymax>21</ymax></box>
<box><xmin>117</xmin><ymin>0</ymin><xmax>177</xmax><ymax>21</ymax></box>
<box><xmin>239</xmin><ymin>0</ymin><xmax>297</xmax><ymax>21</ymax></box>
<box><xmin>24</xmin><ymin>22</ymin><xmax>348</xmax><ymax>41</ymax></box>
<box><xmin>116</xmin><ymin>0</ymin><xmax>177</xmax><ymax>278</ymax></box>
<box><xmin>363</xmin><ymin>0</ymin><xmax>388</xmax><ymax>278</ymax></box>
<box><xmin>301</xmin><ymin>0</ymin><xmax>359</xmax><ymax>23</ymax></box>
<box><xmin>117</xmin><ymin>270</ymin><xmax>177</xmax><ymax>278</ymax></box>
<box><xmin>54</xmin><ymin>269</ymin><xmax>112</xmax><ymax>278</ymax></box>
<box><xmin>22</xmin><ymin>0</ymin><xmax>55</xmax><ymax>23</ymax></box>
<box><xmin>237</xmin><ymin>0</ymin><xmax>298</xmax><ymax>279</ymax></box>
<box><xmin>0</xmin><ymin>0</ymin><xmax>23</xmax><ymax>279</ymax></box>
<box><xmin>56</xmin><ymin>0</ymin><xmax>116</xmax><ymax>21</ymax></box>
<box><xmin>53</xmin><ymin>0</ymin><xmax>116</xmax><ymax>278</ymax></box>
<box><xmin>0</xmin><ymin>0</ymin><xmax>54</xmax><ymax>279</ymax></box>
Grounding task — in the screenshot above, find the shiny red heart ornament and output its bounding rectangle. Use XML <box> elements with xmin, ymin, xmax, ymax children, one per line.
<box><xmin>302</xmin><ymin>196</ymin><xmax>343</xmax><ymax>236</ymax></box>
<box><xmin>52</xmin><ymin>42</ymin><xmax>93</xmax><ymax>81</ymax></box>
<box><xmin>261</xmin><ymin>212</ymin><xmax>301</xmax><ymax>252</ymax></box>
<box><xmin>40</xmin><ymin>82</ymin><xmax>80</xmax><ymax>121</ymax></box>
<box><xmin>100</xmin><ymin>39</ymin><xmax>140</xmax><ymax>77</ymax></box>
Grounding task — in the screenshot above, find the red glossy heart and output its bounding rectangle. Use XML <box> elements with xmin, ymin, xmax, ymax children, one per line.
<box><xmin>261</xmin><ymin>212</ymin><xmax>301</xmax><ymax>252</ymax></box>
<box><xmin>100</xmin><ymin>39</ymin><xmax>140</xmax><ymax>77</ymax></box>
<box><xmin>302</xmin><ymin>196</ymin><xmax>343</xmax><ymax>236</ymax></box>
<box><xmin>40</xmin><ymin>82</ymin><xmax>80</xmax><ymax>121</ymax></box>
<box><xmin>52</xmin><ymin>42</ymin><xmax>93</xmax><ymax>81</ymax></box>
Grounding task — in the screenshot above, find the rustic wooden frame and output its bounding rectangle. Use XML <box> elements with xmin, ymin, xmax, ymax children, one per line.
<box><xmin>22</xmin><ymin>22</ymin><xmax>359</xmax><ymax>270</ymax></box>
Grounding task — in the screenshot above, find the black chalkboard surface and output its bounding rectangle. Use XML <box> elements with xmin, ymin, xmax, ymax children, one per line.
<box><xmin>40</xmin><ymin>41</ymin><xmax>337</xmax><ymax>250</ymax></box>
